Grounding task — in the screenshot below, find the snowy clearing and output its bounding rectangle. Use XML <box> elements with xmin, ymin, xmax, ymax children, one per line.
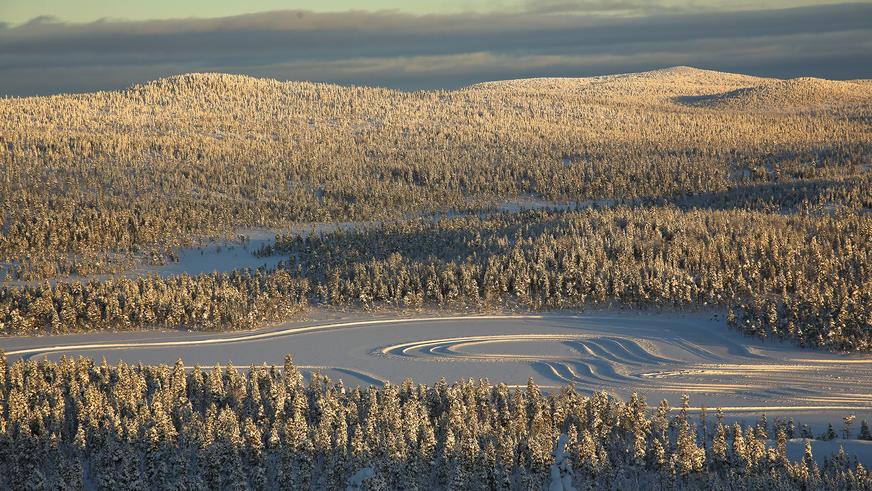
<box><xmin>1</xmin><ymin>198</ymin><xmax>597</xmax><ymax>286</ymax></box>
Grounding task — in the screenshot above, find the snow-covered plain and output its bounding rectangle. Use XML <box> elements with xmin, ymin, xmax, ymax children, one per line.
<box><xmin>139</xmin><ymin>228</ymin><xmax>284</xmax><ymax>277</ymax></box>
<box><xmin>3</xmin><ymin>312</ymin><xmax>871</xmax><ymax>427</ymax></box>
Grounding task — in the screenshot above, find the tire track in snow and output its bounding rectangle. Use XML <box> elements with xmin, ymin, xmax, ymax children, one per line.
<box><xmin>5</xmin><ymin>313</ymin><xmax>872</xmax><ymax>412</ymax></box>
<box><xmin>3</xmin><ymin>315</ymin><xmax>560</xmax><ymax>358</ymax></box>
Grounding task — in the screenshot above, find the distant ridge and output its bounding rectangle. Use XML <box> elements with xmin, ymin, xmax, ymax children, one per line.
<box><xmin>466</xmin><ymin>66</ymin><xmax>765</xmax><ymax>87</ymax></box>
<box><xmin>462</xmin><ymin>67</ymin><xmax>872</xmax><ymax>110</ymax></box>
<box><xmin>461</xmin><ymin>66</ymin><xmax>770</xmax><ymax>100</ymax></box>
<box><xmin>682</xmin><ymin>77</ymin><xmax>872</xmax><ymax>111</ymax></box>
<box><xmin>12</xmin><ymin>67</ymin><xmax>870</xmax><ymax>113</ymax></box>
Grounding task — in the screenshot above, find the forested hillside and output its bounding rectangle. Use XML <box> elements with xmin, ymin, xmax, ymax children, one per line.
<box><xmin>0</xmin><ymin>67</ymin><xmax>870</xmax><ymax>350</ymax></box>
<box><xmin>1</xmin><ymin>67</ymin><xmax>870</xmax><ymax>279</ymax></box>
<box><xmin>1</xmin><ymin>354</ymin><xmax>870</xmax><ymax>490</ymax></box>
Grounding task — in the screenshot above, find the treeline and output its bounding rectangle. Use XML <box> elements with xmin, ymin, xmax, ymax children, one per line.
<box><xmin>2</xmin><ymin>206</ymin><xmax>869</xmax><ymax>351</ymax></box>
<box><xmin>2</xmin><ymin>69</ymin><xmax>870</xmax><ymax>279</ymax></box>
<box><xmin>0</xmin><ymin>354</ymin><xmax>870</xmax><ymax>490</ymax></box>
<box><xmin>0</xmin><ymin>271</ymin><xmax>308</xmax><ymax>335</ymax></box>
<box><xmin>670</xmin><ymin>174</ymin><xmax>872</xmax><ymax>215</ymax></box>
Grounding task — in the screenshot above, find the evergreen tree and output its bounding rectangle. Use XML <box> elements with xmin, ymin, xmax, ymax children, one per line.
<box><xmin>859</xmin><ymin>420</ymin><xmax>872</xmax><ymax>441</ymax></box>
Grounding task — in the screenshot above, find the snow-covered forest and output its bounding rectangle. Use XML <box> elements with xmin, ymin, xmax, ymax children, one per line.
<box><xmin>2</xmin><ymin>204</ymin><xmax>869</xmax><ymax>351</ymax></box>
<box><xmin>1</xmin><ymin>68</ymin><xmax>870</xmax><ymax>280</ymax></box>
<box><xmin>2</xmin><ymin>354</ymin><xmax>871</xmax><ymax>490</ymax></box>
<box><xmin>1</xmin><ymin>69</ymin><xmax>870</xmax><ymax>351</ymax></box>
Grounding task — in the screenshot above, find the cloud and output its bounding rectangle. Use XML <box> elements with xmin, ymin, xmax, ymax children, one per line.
<box><xmin>519</xmin><ymin>0</ymin><xmax>690</xmax><ymax>15</ymax></box>
<box><xmin>0</xmin><ymin>3</ymin><xmax>870</xmax><ymax>95</ymax></box>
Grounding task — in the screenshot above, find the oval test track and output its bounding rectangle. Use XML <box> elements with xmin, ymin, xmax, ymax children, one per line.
<box><xmin>4</xmin><ymin>313</ymin><xmax>872</xmax><ymax>418</ymax></box>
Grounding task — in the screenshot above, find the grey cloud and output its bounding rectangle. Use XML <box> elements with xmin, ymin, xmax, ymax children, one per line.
<box><xmin>520</xmin><ymin>0</ymin><xmax>690</xmax><ymax>14</ymax></box>
<box><xmin>0</xmin><ymin>3</ymin><xmax>870</xmax><ymax>95</ymax></box>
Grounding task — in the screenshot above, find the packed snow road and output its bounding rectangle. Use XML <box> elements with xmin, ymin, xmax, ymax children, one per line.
<box><xmin>3</xmin><ymin>312</ymin><xmax>871</xmax><ymax>424</ymax></box>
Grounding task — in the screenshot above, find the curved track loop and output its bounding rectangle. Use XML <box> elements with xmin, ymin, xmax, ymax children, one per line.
<box><xmin>380</xmin><ymin>320</ymin><xmax>872</xmax><ymax>410</ymax></box>
<box><xmin>4</xmin><ymin>314</ymin><xmax>872</xmax><ymax>413</ymax></box>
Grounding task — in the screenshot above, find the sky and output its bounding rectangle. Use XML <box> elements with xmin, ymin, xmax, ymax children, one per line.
<box><xmin>0</xmin><ymin>1</ymin><xmax>870</xmax><ymax>95</ymax></box>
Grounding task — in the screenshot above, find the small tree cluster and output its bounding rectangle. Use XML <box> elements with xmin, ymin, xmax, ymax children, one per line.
<box><xmin>0</xmin><ymin>270</ymin><xmax>308</xmax><ymax>335</ymax></box>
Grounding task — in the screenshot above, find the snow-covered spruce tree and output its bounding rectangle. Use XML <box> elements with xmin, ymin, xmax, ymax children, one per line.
<box><xmin>860</xmin><ymin>420</ymin><xmax>872</xmax><ymax>441</ymax></box>
<box><xmin>0</xmin><ymin>355</ymin><xmax>870</xmax><ymax>489</ymax></box>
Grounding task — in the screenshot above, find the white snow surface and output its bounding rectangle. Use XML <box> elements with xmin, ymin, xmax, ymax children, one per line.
<box><xmin>3</xmin><ymin>311</ymin><xmax>871</xmax><ymax>430</ymax></box>
<box><xmin>143</xmin><ymin>228</ymin><xmax>284</xmax><ymax>277</ymax></box>
<box><xmin>346</xmin><ymin>468</ymin><xmax>375</xmax><ymax>490</ymax></box>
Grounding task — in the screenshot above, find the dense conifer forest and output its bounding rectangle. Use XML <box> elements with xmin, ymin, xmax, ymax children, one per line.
<box><xmin>0</xmin><ymin>67</ymin><xmax>870</xmax><ymax>351</ymax></box>
<box><xmin>1</xmin><ymin>354</ymin><xmax>871</xmax><ymax>490</ymax></box>
<box><xmin>1</xmin><ymin>68</ymin><xmax>870</xmax><ymax>279</ymax></box>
